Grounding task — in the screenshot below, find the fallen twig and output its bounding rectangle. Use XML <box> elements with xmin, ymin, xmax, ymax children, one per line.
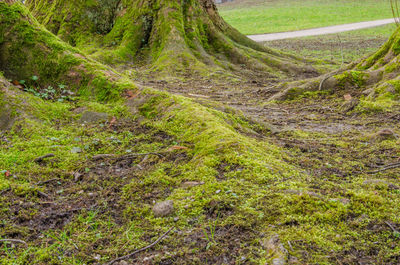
<box><xmin>367</xmin><ymin>162</ymin><xmax>400</xmax><ymax>174</ymax></box>
<box><xmin>37</xmin><ymin>190</ymin><xmax>50</xmax><ymax>199</ymax></box>
<box><xmin>384</xmin><ymin>221</ymin><xmax>399</xmax><ymax>233</ymax></box>
<box><xmin>287</xmin><ymin>240</ymin><xmax>294</xmax><ymax>252</ymax></box>
<box><xmin>105</xmin><ymin>227</ymin><xmax>174</xmax><ymax>265</ymax></box>
<box><xmin>35</xmin><ymin>178</ymin><xmax>61</xmax><ymax>186</ymax></box>
<box><xmin>34</xmin><ymin>153</ymin><xmax>55</xmax><ymax>163</ymax></box>
<box><xmin>0</xmin><ymin>239</ymin><xmax>28</xmax><ymax>247</ymax></box>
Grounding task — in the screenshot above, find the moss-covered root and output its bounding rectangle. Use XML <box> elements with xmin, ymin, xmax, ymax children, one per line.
<box><xmin>270</xmin><ymin>28</ymin><xmax>400</xmax><ymax>104</ymax></box>
<box><xmin>0</xmin><ymin>2</ymin><xmax>136</xmax><ymax>101</ymax></box>
<box><xmin>25</xmin><ymin>0</ymin><xmax>317</xmax><ymax>79</ymax></box>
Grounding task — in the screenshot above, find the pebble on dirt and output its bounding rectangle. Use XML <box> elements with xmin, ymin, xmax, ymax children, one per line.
<box><xmin>114</xmin><ymin>261</ymin><xmax>128</xmax><ymax>265</ymax></box>
<box><xmin>153</xmin><ymin>200</ymin><xmax>174</xmax><ymax>217</ymax></box>
<box><xmin>71</xmin><ymin>147</ymin><xmax>82</xmax><ymax>154</ymax></box>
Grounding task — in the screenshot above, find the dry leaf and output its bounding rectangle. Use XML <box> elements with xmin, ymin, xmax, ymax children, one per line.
<box><xmin>125</xmin><ymin>90</ymin><xmax>140</xmax><ymax>99</ymax></box>
<box><xmin>168</xmin><ymin>146</ymin><xmax>189</xmax><ymax>151</ymax></box>
<box><xmin>108</xmin><ymin>117</ymin><xmax>117</xmax><ymax>128</ymax></box>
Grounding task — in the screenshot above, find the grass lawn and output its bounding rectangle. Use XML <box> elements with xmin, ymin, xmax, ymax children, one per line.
<box><xmin>266</xmin><ymin>24</ymin><xmax>396</xmax><ymax>68</ymax></box>
<box><xmin>218</xmin><ymin>0</ymin><xmax>393</xmax><ymax>35</ymax></box>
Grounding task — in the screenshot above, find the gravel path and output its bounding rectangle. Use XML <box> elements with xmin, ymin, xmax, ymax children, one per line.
<box><xmin>247</xmin><ymin>18</ymin><xmax>397</xmax><ymax>42</ymax></box>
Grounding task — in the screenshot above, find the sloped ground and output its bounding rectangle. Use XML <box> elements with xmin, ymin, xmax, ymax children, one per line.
<box><xmin>143</xmin><ymin>75</ymin><xmax>400</xmax><ymax>264</ymax></box>
<box><xmin>1</xmin><ymin>51</ymin><xmax>400</xmax><ymax>264</ymax></box>
<box><xmin>0</xmin><ymin>73</ymin><xmax>307</xmax><ymax>264</ymax></box>
<box><xmin>1</xmin><ymin>4</ymin><xmax>400</xmax><ymax>265</ymax></box>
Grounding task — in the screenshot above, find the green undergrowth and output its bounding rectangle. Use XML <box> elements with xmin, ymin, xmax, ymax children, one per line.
<box><xmin>263</xmin><ymin>97</ymin><xmax>400</xmax><ymax>263</ymax></box>
<box><xmin>2</xmin><ymin>73</ymin><xmax>400</xmax><ymax>263</ymax></box>
<box><xmin>0</xmin><ymin>78</ymin><xmax>302</xmax><ymax>264</ymax></box>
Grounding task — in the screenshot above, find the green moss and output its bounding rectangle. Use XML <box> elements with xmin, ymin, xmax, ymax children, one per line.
<box><xmin>355</xmin><ymin>98</ymin><xmax>397</xmax><ymax>113</ymax></box>
<box><xmin>2</xmin><ymin>1</ymin><xmax>400</xmax><ymax>264</ymax></box>
<box><xmin>334</xmin><ymin>70</ymin><xmax>368</xmax><ymax>89</ymax></box>
<box><xmin>1</xmin><ymin>2</ymin><xmax>138</xmax><ymax>101</ymax></box>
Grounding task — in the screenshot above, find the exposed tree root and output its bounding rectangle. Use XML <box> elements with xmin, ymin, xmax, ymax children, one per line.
<box><xmin>25</xmin><ymin>0</ymin><xmax>318</xmax><ymax>79</ymax></box>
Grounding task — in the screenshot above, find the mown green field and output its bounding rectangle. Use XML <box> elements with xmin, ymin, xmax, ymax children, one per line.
<box><xmin>218</xmin><ymin>0</ymin><xmax>393</xmax><ymax>34</ymax></box>
<box><xmin>265</xmin><ymin>24</ymin><xmax>397</xmax><ymax>66</ymax></box>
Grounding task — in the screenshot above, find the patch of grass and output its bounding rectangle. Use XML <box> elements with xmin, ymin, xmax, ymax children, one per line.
<box><xmin>266</xmin><ymin>24</ymin><xmax>396</xmax><ymax>67</ymax></box>
<box><xmin>219</xmin><ymin>0</ymin><xmax>393</xmax><ymax>35</ymax></box>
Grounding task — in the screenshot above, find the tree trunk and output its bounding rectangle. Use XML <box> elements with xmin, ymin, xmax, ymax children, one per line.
<box><xmin>0</xmin><ymin>1</ymin><xmax>136</xmax><ymax>101</ymax></box>
<box><xmin>25</xmin><ymin>0</ymin><xmax>317</xmax><ymax>79</ymax></box>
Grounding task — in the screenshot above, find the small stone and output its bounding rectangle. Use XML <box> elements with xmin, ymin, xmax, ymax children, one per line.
<box><xmin>79</xmin><ymin>111</ymin><xmax>108</xmax><ymax>123</ymax></box>
<box><xmin>71</xmin><ymin>147</ymin><xmax>82</xmax><ymax>154</ymax></box>
<box><xmin>174</xmin><ymin>217</ymin><xmax>180</xmax><ymax>222</ymax></box>
<box><xmin>215</xmin><ymin>190</ymin><xmax>221</xmax><ymax>194</ymax></box>
<box><xmin>115</xmin><ymin>261</ymin><xmax>128</xmax><ymax>265</ymax></box>
<box><xmin>153</xmin><ymin>200</ymin><xmax>174</xmax><ymax>217</ymax></box>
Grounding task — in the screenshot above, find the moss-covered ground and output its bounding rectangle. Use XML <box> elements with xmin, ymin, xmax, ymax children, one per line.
<box><xmin>1</xmin><ymin>1</ymin><xmax>400</xmax><ymax>265</ymax></box>
<box><xmin>2</xmin><ymin>60</ymin><xmax>400</xmax><ymax>264</ymax></box>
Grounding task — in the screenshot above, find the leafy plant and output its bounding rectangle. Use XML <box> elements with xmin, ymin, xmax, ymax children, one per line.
<box><xmin>15</xmin><ymin>75</ymin><xmax>75</xmax><ymax>102</ymax></box>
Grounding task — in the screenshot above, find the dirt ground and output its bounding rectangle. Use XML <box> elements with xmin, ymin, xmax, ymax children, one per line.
<box><xmin>137</xmin><ymin>62</ymin><xmax>400</xmax><ymax>263</ymax></box>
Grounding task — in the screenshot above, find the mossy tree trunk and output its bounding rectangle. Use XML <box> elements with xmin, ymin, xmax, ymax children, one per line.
<box><xmin>1</xmin><ymin>1</ymin><xmax>136</xmax><ymax>101</ymax></box>
<box><xmin>25</xmin><ymin>0</ymin><xmax>317</xmax><ymax>79</ymax></box>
